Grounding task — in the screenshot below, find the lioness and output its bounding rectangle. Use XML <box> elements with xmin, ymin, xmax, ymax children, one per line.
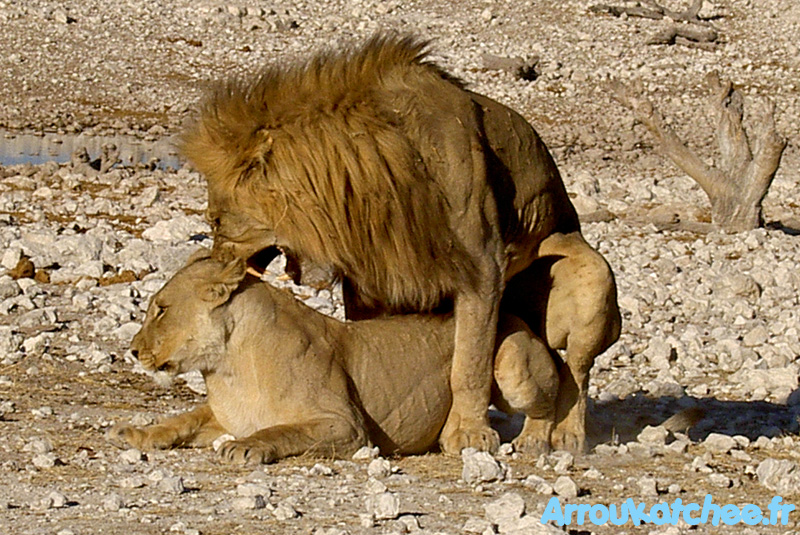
<box><xmin>180</xmin><ymin>35</ymin><xmax>619</xmax><ymax>453</ymax></box>
<box><xmin>111</xmin><ymin>251</ymin><xmax>559</xmax><ymax>462</ymax></box>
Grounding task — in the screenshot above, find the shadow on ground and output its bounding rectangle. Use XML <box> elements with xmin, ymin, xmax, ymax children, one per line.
<box><xmin>490</xmin><ymin>391</ymin><xmax>800</xmax><ymax>450</ymax></box>
<box><xmin>589</xmin><ymin>392</ymin><xmax>800</xmax><ymax>446</ymax></box>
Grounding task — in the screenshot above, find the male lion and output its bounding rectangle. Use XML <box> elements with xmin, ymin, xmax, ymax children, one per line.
<box><xmin>110</xmin><ymin>251</ymin><xmax>559</xmax><ymax>462</ymax></box>
<box><xmin>180</xmin><ymin>35</ymin><xmax>619</xmax><ymax>453</ymax></box>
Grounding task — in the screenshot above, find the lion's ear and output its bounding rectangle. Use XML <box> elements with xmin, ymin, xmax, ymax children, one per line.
<box><xmin>202</xmin><ymin>257</ymin><xmax>247</xmax><ymax>306</ymax></box>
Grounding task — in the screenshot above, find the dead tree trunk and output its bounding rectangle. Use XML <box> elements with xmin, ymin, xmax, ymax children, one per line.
<box><xmin>613</xmin><ymin>73</ymin><xmax>786</xmax><ymax>231</ymax></box>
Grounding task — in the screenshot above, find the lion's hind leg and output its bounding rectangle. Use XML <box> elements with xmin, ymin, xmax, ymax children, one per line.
<box><xmin>216</xmin><ymin>417</ymin><xmax>369</xmax><ymax>465</ymax></box>
<box><xmin>492</xmin><ymin>314</ymin><xmax>559</xmax><ymax>455</ymax></box>
<box><xmin>109</xmin><ymin>404</ymin><xmax>225</xmax><ymax>450</ymax></box>
<box><xmin>537</xmin><ymin>232</ymin><xmax>621</xmax><ymax>454</ymax></box>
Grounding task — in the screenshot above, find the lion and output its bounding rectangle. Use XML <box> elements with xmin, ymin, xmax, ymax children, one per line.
<box><xmin>110</xmin><ymin>251</ymin><xmax>560</xmax><ymax>462</ymax></box>
<box><xmin>180</xmin><ymin>34</ymin><xmax>620</xmax><ymax>453</ymax></box>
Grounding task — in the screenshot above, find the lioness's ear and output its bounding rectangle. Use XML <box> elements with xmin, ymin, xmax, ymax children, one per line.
<box><xmin>201</xmin><ymin>257</ymin><xmax>247</xmax><ymax>306</ymax></box>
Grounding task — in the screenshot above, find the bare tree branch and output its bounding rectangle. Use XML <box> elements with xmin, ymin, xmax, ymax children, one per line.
<box><xmin>613</xmin><ymin>75</ymin><xmax>787</xmax><ymax>231</ymax></box>
<box><xmin>591</xmin><ymin>0</ymin><xmax>713</xmax><ymax>25</ymax></box>
<box><xmin>591</xmin><ymin>0</ymin><xmax>720</xmax><ymax>48</ymax></box>
<box><xmin>611</xmin><ymin>79</ymin><xmax>725</xmax><ymax>201</ymax></box>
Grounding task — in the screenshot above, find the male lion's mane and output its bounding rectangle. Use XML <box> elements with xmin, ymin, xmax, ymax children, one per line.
<box><xmin>181</xmin><ymin>35</ymin><xmax>479</xmax><ymax>310</ymax></box>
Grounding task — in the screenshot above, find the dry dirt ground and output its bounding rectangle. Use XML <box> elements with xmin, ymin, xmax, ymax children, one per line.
<box><xmin>1</xmin><ymin>1</ymin><xmax>800</xmax><ymax>534</ymax></box>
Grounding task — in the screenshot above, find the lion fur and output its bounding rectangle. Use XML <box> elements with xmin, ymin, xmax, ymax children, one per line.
<box><xmin>181</xmin><ymin>35</ymin><xmax>479</xmax><ymax>310</ymax></box>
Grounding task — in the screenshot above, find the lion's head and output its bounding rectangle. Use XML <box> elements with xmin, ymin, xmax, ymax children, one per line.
<box><xmin>131</xmin><ymin>250</ymin><xmax>247</xmax><ymax>380</ymax></box>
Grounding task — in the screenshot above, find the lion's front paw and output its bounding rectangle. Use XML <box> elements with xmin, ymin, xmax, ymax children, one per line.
<box><xmin>217</xmin><ymin>438</ymin><xmax>277</xmax><ymax>465</ymax></box>
<box><xmin>511</xmin><ymin>435</ymin><xmax>551</xmax><ymax>456</ymax></box>
<box><xmin>107</xmin><ymin>424</ymin><xmax>176</xmax><ymax>450</ymax></box>
<box><xmin>511</xmin><ymin>418</ymin><xmax>553</xmax><ymax>456</ymax></box>
<box><xmin>439</xmin><ymin>418</ymin><xmax>500</xmax><ymax>455</ymax></box>
<box><xmin>550</xmin><ymin>427</ymin><xmax>586</xmax><ymax>454</ymax></box>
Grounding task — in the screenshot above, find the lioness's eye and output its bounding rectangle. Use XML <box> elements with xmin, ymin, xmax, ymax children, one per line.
<box><xmin>154</xmin><ymin>305</ymin><xmax>167</xmax><ymax>319</ymax></box>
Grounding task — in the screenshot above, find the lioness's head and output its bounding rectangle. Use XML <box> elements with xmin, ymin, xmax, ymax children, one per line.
<box><xmin>131</xmin><ymin>249</ymin><xmax>247</xmax><ymax>379</ymax></box>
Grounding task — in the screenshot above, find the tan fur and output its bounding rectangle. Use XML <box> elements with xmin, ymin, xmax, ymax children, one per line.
<box><xmin>110</xmin><ymin>253</ymin><xmax>560</xmax><ymax>463</ymax></box>
<box><xmin>502</xmin><ymin>232</ymin><xmax>621</xmax><ymax>451</ymax></box>
<box><xmin>181</xmin><ymin>36</ymin><xmax>475</xmax><ymax>311</ymax></box>
<box><xmin>180</xmin><ymin>34</ymin><xmax>618</xmax><ymax>453</ymax></box>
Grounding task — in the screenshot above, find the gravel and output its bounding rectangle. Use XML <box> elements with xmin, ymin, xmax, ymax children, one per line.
<box><xmin>1</xmin><ymin>0</ymin><xmax>800</xmax><ymax>533</ymax></box>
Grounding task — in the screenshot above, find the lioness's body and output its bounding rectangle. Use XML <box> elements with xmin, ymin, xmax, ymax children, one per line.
<box><xmin>112</xmin><ymin>255</ymin><xmax>558</xmax><ymax>462</ymax></box>
<box><xmin>181</xmin><ymin>36</ymin><xmax>618</xmax><ymax>453</ymax></box>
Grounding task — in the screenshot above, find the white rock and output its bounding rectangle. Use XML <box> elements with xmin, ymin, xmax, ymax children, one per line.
<box><xmin>310</xmin><ymin>463</ymin><xmax>334</xmax><ymax>476</ymax></box>
<box><xmin>158</xmin><ymin>476</ymin><xmax>186</xmax><ymax>494</ymax></box>
<box><xmin>76</xmin><ymin>260</ymin><xmax>104</xmax><ymax>279</ymax></box>
<box><xmin>551</xmin><ymin>451</ymin><xmax>574</xmax><ymax>473</ymax></box>
<box><xmin>703</xmin><ymin>433</ymin><xmax>737</xmax><ymax>454</ymax></box>
<box><xmin>232</xmin><ymin>495</ymin><xmax>266</xmax><ymax>510</ymax></box>
<box><xmin>22</xmin><ymin>333</ymin><xmax>50</xmax><ymax>356</ymax></box>
<box><xmin>118</xmin><ymin>476</ymin><xmax>146</xmax><ymax>489</ymax></box>
<box><xmin>553</xmin><ymin>476</ymin><xmax>578</xmax><ymax>499</ymax></box>
<box><xmin>756</xmin><ymin>458</ymin><xmax>800</xmax><ymax>495</ymax></box>
<box><xmin>484</xmin><ymin>492</ymin><xmax>525</xmax><ymax>530</ymax></box>
<box><xmin>0</xmin><ymin>279</ymin><xmax>20</xmax><ymax>299</ymax></box>
<box><xmin>367</xmin><ymin>458</ymin><xmax>391</xmax><ymax>478</ymax></box>
<box><xmin>365</xmin><ymin>492</ymin><xmax>399</xmax><ymax>521</ymax></box>
<box><xmin>119</xmin><ymin>448</ymin><xmax>144</xmax><ymax>464</ymax></box>
<box><xmin>643</xmin><ymin>337</ymin><xmax>675</xmax><ymax>370</ymax></box>
<box><xmin>571</xmin><ymin>193</ymin><xmax>601</xmax><ymax>215</ymax></box>
<box><xmin>112</xmin><ymin>322</ymin><xmax>140</xmax><ymax>343</ymax></box>
<box><xmin>396</xmin><ymin>514</ymin><xmax>420</xmax><ymax>532</ymax></box>
<box><xmin>1</xmin><ymin>248</ymin><xmax>22</xmax><ymax>270</ymax></box>
<box><xmin>148</xmin><ymin>470</ymin><xmax>168</xmax><ymax>484</ymax></box>
<box><xmin>352</xmin><ymin>445</ymin><xmax>380</xmax><ymax>461</ymax></box>
<box><xmin>236</xmin><ymin>483</ymin><xmax>271</xmax><ymax>498</ymax></box>
<box><xmin>733</xmin><ymin>367</ymin><xmax>799</xmax><ymax>393</ymax></box>
<box><xmin>463</xmin><ymin>517</ymin><xmax>494</xmax><ymax>534</ymax></box>
<box><xmin>638</xmin><ymin>476</ymin><xmax>658</xmax><ymax>497</ymax></box>
<box><xmin>142</xmin><ymin>215</ymin><xmax>207</xmax><ymax>242</ymax></box>
<box><xmin>364</xmin><ymin>477</ymin><xmax>387</xmax><ymax>494</ymax></box>
<box><xmin>637</xmin><ymin>425</ymin><xmax>669</xmax><ymax>446</ymax></box>
<box><xmin>497</xmin><ymin>443</ymin><xmax>514</xmax><ymax>456</ymax></box>
<box><xmin>461</xmin><ymin>448</ymin><xmax>506</xmax><ymax>484</ymax></box>
<box><xmin>53</xmin><ymin>7</ymin><xmax>69</xmax><ymax>24</ymax></box>
<box><xmin>102</xmin><ymin>493</ymin><xmax>125</xmax><ymax>511</ymax></box>
<box><xmin>708</xmin><ymin>473</ymin><xmax>731</xmax><ymax>488</ymax></box>
<box><xmin>40</xmin><ymin>490</ymin><xmax>68</xmax><ymax>509</ymax></box>
<box><xmin>522</xmin><ymin>474</ymin><xmax>554</xmax><ymax>494</ymax></box>
<box><xmin>32</xmin><ymin>453</ymin><xmax>58</xmax><ymax>469</ymax></box>
<box><xmin>273</xmin><ymin>500</ymin><xmax>299</xmax><ymax>520</ymax></box>
<box><xmin>140</xmin><ymin>186</ymin><xmax>160</xmax><ymax>206</ymax></box>
<box><xmin>742</xmin><ymin>325</ymin><xmax>769</xmax><ymax>347</ymax></box>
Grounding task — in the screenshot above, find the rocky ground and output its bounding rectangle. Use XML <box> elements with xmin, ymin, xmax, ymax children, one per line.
<box><xmin>1</xmin><ymin>0</ymin><xmax>800</xmax><ymax>534</ymax></box>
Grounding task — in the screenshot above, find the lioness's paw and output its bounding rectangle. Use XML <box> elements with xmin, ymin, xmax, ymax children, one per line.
<box><xmin>107</xmin><ymin>424</ymin><xmax>177</xmax><ymax>450</ymax></box>
<box><xmin>217</xmin><ymin>438</ymin><xmax>276</xmax><ymax>465</ymax></box>
<box><xmin>108</xmin><ymin>424</ymin><xmax>152</xmax><ymax>449</ymax></box>
<box><xmin>440</xmin><ymin>421</ymin><xmax>500</xmax><ymax>455</ymax></box>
